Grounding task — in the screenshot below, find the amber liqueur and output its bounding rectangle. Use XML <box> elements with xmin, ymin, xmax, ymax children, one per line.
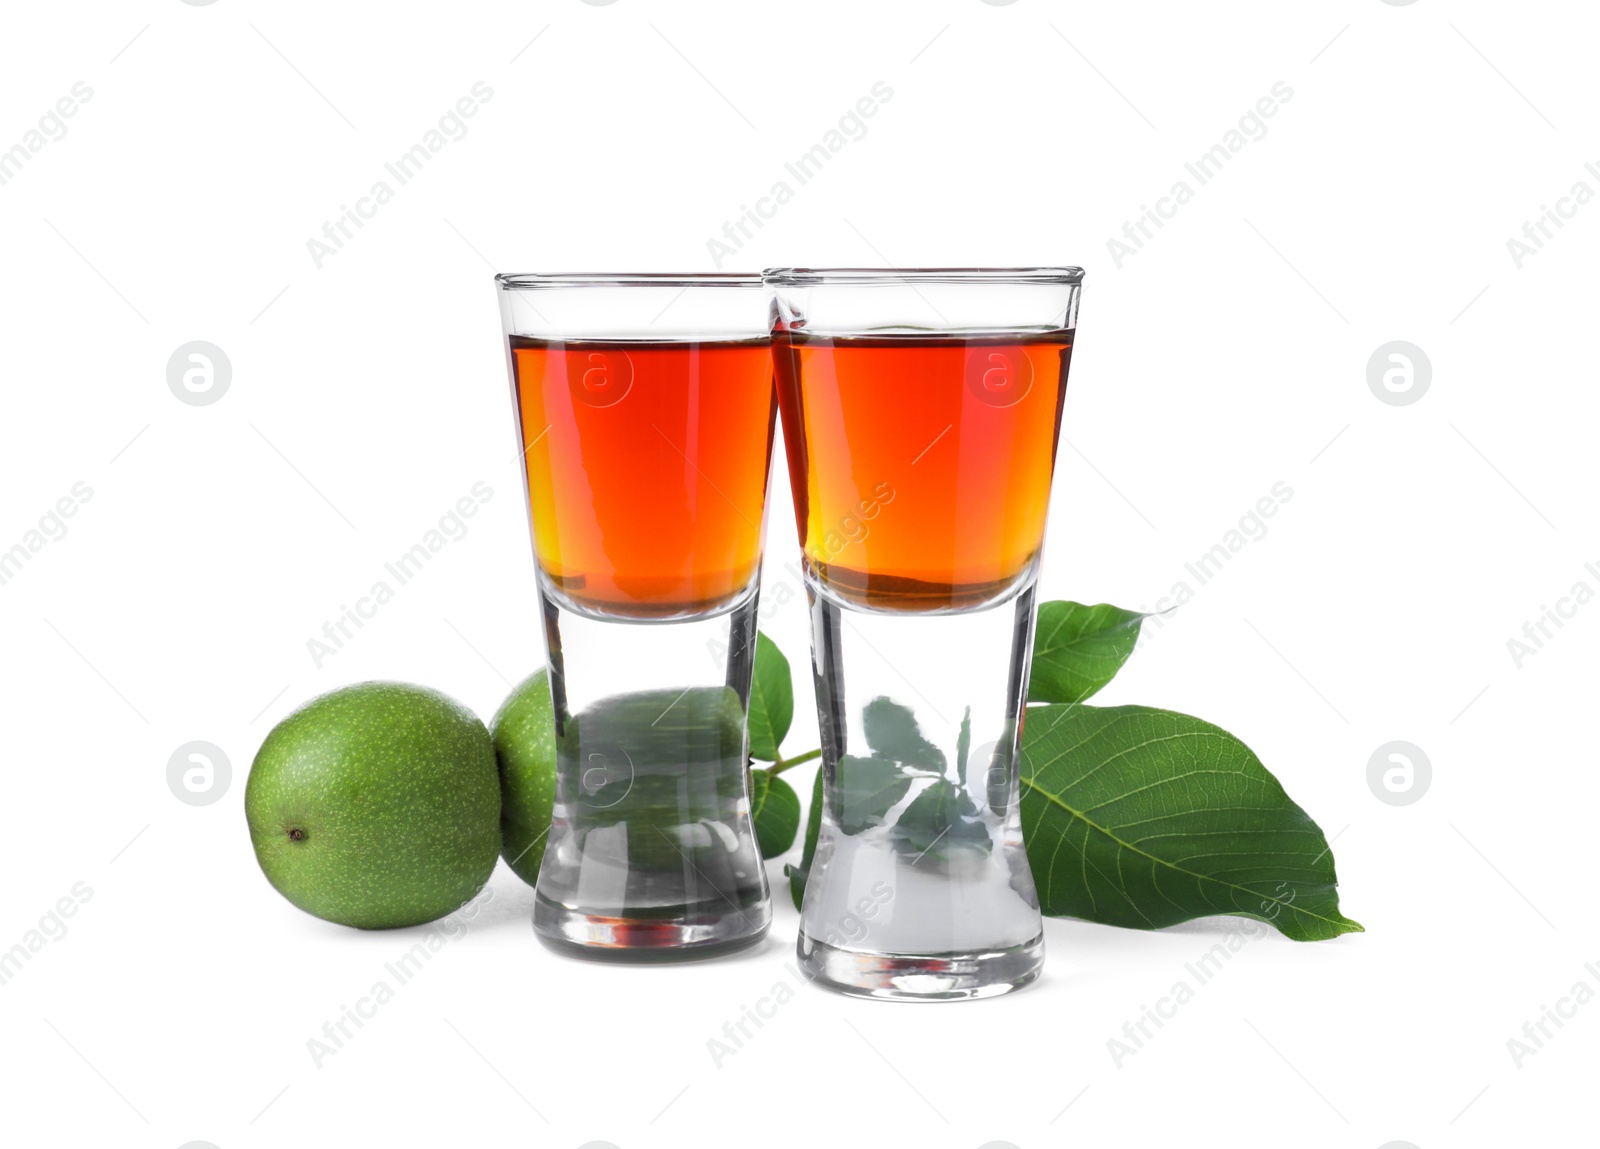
<box><xmin>773</xmin><ymin>330</ymin><xmax>1072</xmax><ymax>611</ymax></box>
<box><xmin>509</xmin><ymin>337</ymin><xmax>777</xmax><ymax>617</ymax></box>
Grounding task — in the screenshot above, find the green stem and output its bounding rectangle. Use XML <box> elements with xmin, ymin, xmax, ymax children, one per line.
<box><xmin>767</xmin><ymin>748</ymin><xmax>821</xmax><ymax>777</ymax></box>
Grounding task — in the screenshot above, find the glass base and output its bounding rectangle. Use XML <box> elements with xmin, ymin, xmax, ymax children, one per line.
<box><xmin>795</xmin><ymin>570</ymin><xmax>1047</xmax><ymax>996</ymax></box>
<box><xmin>795</xmin><ymin>931</ymin><xmax>1044</xmax><ymax>1000</ymax></box>
<box><xmin>530</xmin><ymin>579</ymin><xmax>773</xmax><ymax>962</ymax></box>
<box><xmin>535</xmin><ymin>893</ymin><xmax>770</xmax><ymax>963</ymax></box>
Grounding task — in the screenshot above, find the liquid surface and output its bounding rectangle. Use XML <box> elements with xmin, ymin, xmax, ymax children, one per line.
<box><xmin>773</xmin><ymin>332</ymin><xmax>1071</xmax><ymax>611</ymax></box>
<box><xmin>511</xmin><ymin>337</ymin><xmax>777</xmax><ymax>617</ymax></box>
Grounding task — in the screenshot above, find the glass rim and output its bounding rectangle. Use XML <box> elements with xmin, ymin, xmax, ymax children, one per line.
<box><xmin>496</xmin><ymin>272</ymin><xmax>761</xmax><ymax>289</ymax></box>
<box><xmin>763</xmin><ymin>267</ymin><xmax>1084</xmax><ymax>286</ymax></box>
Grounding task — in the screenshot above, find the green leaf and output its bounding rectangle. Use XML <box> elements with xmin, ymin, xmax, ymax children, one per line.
<box><xmin>861</xmin><ymin>696</ymin><xmax>946</xmax><ymax>771</ymax></box>
<box><xmin>748</xmin><ymin>632</ymin><xmax>794</xmax><ymax>762</ymax></box>
<box><xmin>894</xmin><ymin>778</ymin><xmax>992</xmax><ymax>861</ymax></box>
<box><xmin>749</xmin><ymin>768</ymin><xmax>801</xmax><ymax>858</ymax></box>
<box><xmin>784</xmin><ymin>767</ymin><xmax>824</xmax><ymax>910</ymax></box>
<box><xmin>835</xmin><ymin>753</ymin><xmax>914</xmax><ymax>835</ymax></box>
<box><xmin>1019</xmin><ymin>704</ymin><xmax>1362</xmax><ymax>941</ymax></box>
<box><xmin>1029</xmin><ymin>601</ymin><xmax>1146</xmax><ymax>704</ymax></box>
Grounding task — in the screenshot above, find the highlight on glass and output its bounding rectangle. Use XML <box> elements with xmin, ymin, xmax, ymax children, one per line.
<box><xmin>495</xmin><ymin>272</ymin><xmax>778</xmax><ymax>960</ymax></box>
<box><xmin>767</xmin><ymin>267</ymin><xmax>1083</xmax><ymax>999</ymax></box>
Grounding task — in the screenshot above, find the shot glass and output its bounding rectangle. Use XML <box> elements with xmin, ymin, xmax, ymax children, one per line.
<box><xmin>495</xmin><ymin>273</ymin><xmax>777</xmax><ymax>960</ymax></box>
<box><xmin>767</xmin><ymin>267</ymin><xmax>1084</xmax><ymax>999</ymax></box>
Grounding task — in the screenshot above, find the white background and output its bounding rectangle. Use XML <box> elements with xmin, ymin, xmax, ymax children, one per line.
<box><xmin>0</xmin><ymin>1</ymin><xmax>1594</xmax><ymax>1147</ymax></box>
